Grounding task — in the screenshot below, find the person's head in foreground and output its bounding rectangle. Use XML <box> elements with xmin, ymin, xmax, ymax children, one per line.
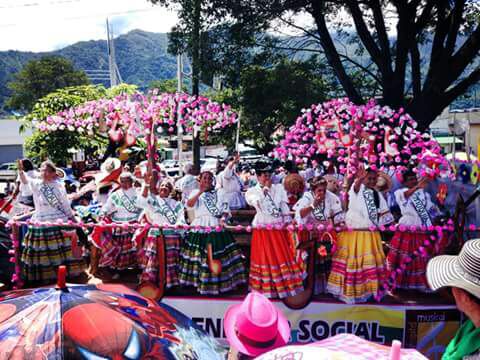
<box><xmin>426</xmin><ymin>239</ymin><xmax>480</xmax><ymax>359</ymax></box>
<box><xmin>224</xmin><ymin>291</ymin><xmax>290</xmax><ymax>359</ymax></box>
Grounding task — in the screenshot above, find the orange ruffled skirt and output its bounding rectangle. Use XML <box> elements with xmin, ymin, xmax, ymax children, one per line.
<box><xmin>249</xmin><ymin>229</ymin><xmax>304</xmax><ymax>299</ymax></box>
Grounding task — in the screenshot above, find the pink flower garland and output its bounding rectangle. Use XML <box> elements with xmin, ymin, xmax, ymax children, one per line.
<box><xmin>33</xmin><ymin>91</ymin><xmax>238</xmax><ymax>138</ymax></box>
<box><xmin>273</xmin><ymin>98</ymin><xmax>452</xmax><ymax>179</ymax></box>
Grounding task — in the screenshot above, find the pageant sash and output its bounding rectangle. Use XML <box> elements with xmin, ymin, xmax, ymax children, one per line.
<box><xmin>203</xmin><ymin>190</ymin><xmax>223</xmax><ymax>218</ymax></box>
<box><xmin>363</xmin><ymin>187</ymin><xmax>379</xmax><ymax>225</ymax></box>
<box><xmin>114</xmin><ymin>191</ymin><xmax>142</xmax><ymax>214</ymax></box>
<box><xmin>40</xmin><ymin>183</ymin><xmax>70</xmax><ymax>217</ymax></box>
<box><xmin>263</xmin><ymin>189</ymin><xmax>281</xmax><ymax>218</ymax></box>
<box><xmin>411</xmin><ymin>190</ymin><xmax>432</xmax><ymax>226</ymax></box>
<box><xmin>312</xmin><ymin>201</ymin><xmax>327</xmax><ymax>221</ymax></box>
<box><xmin>151</xmin><ymin>197</ymin><xmax>178</xmax><ymax>225</ymax></box>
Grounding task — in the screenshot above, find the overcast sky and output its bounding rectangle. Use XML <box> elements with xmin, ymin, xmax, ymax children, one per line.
<box><xmin>0</xmin><ymin>0</ymin><xmax>179</xmax><ymax>52</ymax></box>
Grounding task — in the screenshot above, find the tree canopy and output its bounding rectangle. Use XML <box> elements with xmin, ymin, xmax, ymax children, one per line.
<box><xmin>7</xmin><ymin>56</ymin><xmax>89</xmax><ymax>111</ymax></box>
<box><xmin>192</xmin><ymin>0</ymin><xmax>480</xmax><ymax>131</ymax></box>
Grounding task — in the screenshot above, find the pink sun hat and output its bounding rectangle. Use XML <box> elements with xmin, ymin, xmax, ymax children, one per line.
<box><xmin>224</xmin><ymin>291</ymin><xmax>291</xmax><ymax>357</ymax></box>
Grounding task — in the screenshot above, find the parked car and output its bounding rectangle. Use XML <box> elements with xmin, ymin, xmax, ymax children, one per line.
<box><xmin>0</xmin><ymin>163</ymin><xmax>17</xmax><ymax>182</ymax></box>
<box><xmin>160</xmin><ymin>159</ymin><xmax>179</xmax><ymax>170</ymax></box>
<box><xmin>200</xmin><ymin>158</ymin><xmax>219</xmax><ymax>173</ymax></box>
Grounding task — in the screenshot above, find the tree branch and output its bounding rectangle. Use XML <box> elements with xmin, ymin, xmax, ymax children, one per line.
<box><xmin>253</xmin><ymin>40</ymin><xmax>382</xmax><ymax>83</ymax></box>
<box><xmin>415</xmin><ymin>0</ymin><xmax>435</xmax><ymax>33</ymax></box>
<box><xmin>309</xmin><ymin>1</ymin><xmax>363</xmax><ymax>103</ymax></box>
<box><xmin>444</xmin><ymin>0</ymin><xmax>466</xmax><ymax>57</ymax></box>
<box><xmin>369</xmin><ymin>0</ymin><xmax>392</xmax><ymax>67</ymax></box>
<box><xmin>277</xmin><ymin>15</ymin><xmax>322</xmax><ymax>42</ymax></box>
<box><xmin>446</xmin><ymin>23</ymin><xmax>480</xmax><ymax>88</ymax></box>
<box><xmin>443</xmin><ymin>66</ymin><xmax>480</xmax><ymax>105</ymax></box>
<box><xmin>410</xmin><ymin>41</ymin><xmax>422</xmax><ymax>99</ymax></box>
<box><xmin>345</xmin><ymin>0</ymin><xmax>387</xmax><ymax>74</ymax></box>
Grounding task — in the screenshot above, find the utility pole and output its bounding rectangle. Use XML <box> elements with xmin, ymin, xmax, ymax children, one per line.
<box><xmin>191</xmin><ymin>0</ymin><xmax>201</xmax><ymax>173</ymax></box>
<box><xmin>177</xmin><ymin>54</ymin><xmax>184</xmax><ymax>174</ymax></box>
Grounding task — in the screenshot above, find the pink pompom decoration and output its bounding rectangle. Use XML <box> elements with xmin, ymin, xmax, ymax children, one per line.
<box><xmin>8</xmin><ymin>249</ymin><xmax>14</xmax><ymax>255</ymax></box>
<box><xmin>11</xmin><ymin>274</ymin><xmax>18</xmax><ymax>282</ymax></box>
<box><xmin>9</xmin><ymin>257</ymin><xmax>15</xmax><ymax>263</ymax></box>
<box><xmin>369</xmin><ymin>225</ymin><xmax>376</xmax><ymax>232</ymax></box>
<box><xmin>469</xmin><ymin>224</ymin><xmax>477</xmax><ymax>231</ymax></box>
<box><xmin>317</xmin><ymin>224</ymin><xmax>325</xmax><ymax>231</ymax></box>
<box><xmin>297</xmin><ymin>224</ymin><xmax>304</xmax><ymax>231</ymax></box>
<box><xmin>235</xmin><ymin>225</ymin><xmax>243</xmax><ymax>232</ymax></box>
<box><xmin>215</xmin><ymin>225</ymin><xmax>222</xmax><ymax>232</ymax></box>
<box><xmin>396</xmin><ymin>268</ymin><xmax>402</xmax><ymax>274</ymax></box>
<box><xmin>398</xmin><ymin>225</ymin><xmax>407</xmax><ymax>232</ymax></box>
<box><xmin>389</xmin><ymin>225</ymin><xmax>397</xmax><ymax>232</ymax></box>
<box><xmin>246</xmin><ymin>226</ymin><xmax>252</xmax><ymax>232</ymax></box>
<box><xmin>306</xmin><ymin>223</ymin><xmax>314</xmax><ymax>231</ymax></box>
<box><xmin>327</xmin><ymin>224</ymin><xmax>334</xmax><ymax>231</ymax></box>
<box><xmin>287</xmin><ymin>224</ymin><xmax>295</xmax><ymax>232</ymax></box>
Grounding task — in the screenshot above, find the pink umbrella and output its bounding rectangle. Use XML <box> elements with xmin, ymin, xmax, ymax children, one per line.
<box><xmin>256</xmin><ymin>334</ymin><xmax>427</xmax><ymax>360</ymax></box>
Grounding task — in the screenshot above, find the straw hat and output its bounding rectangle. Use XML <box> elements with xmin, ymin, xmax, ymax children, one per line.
<box><xmin>376</xmin><ymin>171</ymin><xmax>393</xmax><ymax>193</ymax></box>
<box><xmin>284</xmin><ymin>173</ymin><xmax>305</xmax><ymax>195</ymax></box>
<box><xmin>224</xmin><ymin>291</ymin><xmax>290</xmax><ymax>357</ymax></box>
<box><xmin>427</xmin><ymin>239</ymin><xmax>480</xmax><ymax>299</ymax></box>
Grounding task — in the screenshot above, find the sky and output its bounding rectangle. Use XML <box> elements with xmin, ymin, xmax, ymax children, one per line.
<box><xmin>0</xmin><ymin>0</ymin><xmax>179</xmax><ymax>52</ymax></box>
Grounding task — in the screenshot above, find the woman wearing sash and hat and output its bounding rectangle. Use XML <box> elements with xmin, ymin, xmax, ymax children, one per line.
<box><xmin>179</xmin><ymin>171</ymin><xmax>247</xmax><ymax>294</ymax></box>
<box><xmin>99</xmin><ymin>171</ymin><xmax>142</xmax><ymax>274</ymax></box>
<box><xmin>138</xmin><ymin>179</ymin><xmax>185</xmax><ymax>288</ymax></box>
<box><xmin>327</xmin><ymin>167</ymin><xmax>393</xmax><ymax>303</ymax></box>
<box><xmin>387</xmin><ymin>169</ymin><xmax>439</xmax><ymax>292</ymax></box>
<box><xmin>294</xmin><ymin>176</ymin><xmax>344</xmax><ymax>294</ymax></box>
<box><xmin>18</xmin><ymin>160</ymin><xmax>86</xmax><ymax>283</ymax></box>
<box><xmin>245</xmin><ymin>162</ymin><xmax>304</xmax><ymax>299</ymax></box>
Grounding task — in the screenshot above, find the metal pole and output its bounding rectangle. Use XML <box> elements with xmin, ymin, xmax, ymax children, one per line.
<box><xmin>235</xmin><ymin>111</ymin><xmax>241</xmax><ymax>153</ymax></box>
<box><xmin>467</xmin><ymin>110</ymin><xmax>471</xmax><ymax>162</ymax></box>
<box><xmin>177</xmin><ymin>54</ymin><xmax>184</xmax><ymax>175</ymax></box>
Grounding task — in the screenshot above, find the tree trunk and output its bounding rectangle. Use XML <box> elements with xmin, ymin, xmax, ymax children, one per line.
<box><xmin>406</xmin><ymin>94</ymin><xmax>448</xmax><ymax>133</ymax></box>
<box><xmin>192</xmin><ymin>0</ymin><xmax>202</xmax><ymax>173</ymax></box>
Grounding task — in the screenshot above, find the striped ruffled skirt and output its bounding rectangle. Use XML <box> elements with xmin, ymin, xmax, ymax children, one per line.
<box><xmin>21</xmin><ymin>225</ymin><xmax>86</xmax><ymax>283</ymax></box>
<box><xmin>178</xmin><ymin>231</ymin><xmax>247</xmax><ymax>295</ymax></box>
<box><xmin>249</xmin><ymin>229</ymin><xmax>304</xmax><ymax>299</ymax></box>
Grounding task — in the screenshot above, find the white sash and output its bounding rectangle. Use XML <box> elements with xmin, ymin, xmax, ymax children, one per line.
<box><xmin>203</xmin><ymin>190</ymin><xmax>223</xmax><ymax>218</ymax></box>
<box><xmin>363</xmin><ymin>188</ymin><xmax>379</xmax><ymax>225</ymax></box>
<box><xmin>411</xmin><ymin>190</ymin><xmax>432</xmax><ymax>227</ymax></box>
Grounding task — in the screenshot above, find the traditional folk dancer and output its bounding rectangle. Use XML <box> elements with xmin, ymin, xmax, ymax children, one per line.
<box><xmin>216</xmin><ymin>153</ymin><xmax>246</xmax><ymax>210</ymax></box>
<box><xmin>18</xmin><ymin>160</ymin><xmax>85</xmax><ymax>283</ymax></box>
<box><xmin>175</xmin><ymin>163</ymin><xmax>199</xmax><ymax>223</ymax></box>
<box><xmin>99</xmin><ymin>172</ymin><xmax>142</xmax><ymax>276</ymax></box>
<box><xmin>387</xmin><ymin>169</ymin><xmax>439</xmax><ymax>292</ymax></box>
<box><xmin>294</xmin><ymin>176</ymin><xmax>345</xmax><ymax>294</ymax></box>
<box><xmin>138</xmin><ymin>179</ymin><xmax>185</xmax><ymax>288</ymax></box>
<box><xmin>327</xmin><ymin>167</ymin><xmax>394</xmax><ymax>304</ymax></box>
<box><xmin>245</xmin><ymin>162</ymin><xmax>304</xmax><ymax>299</ymax></box>
<box><xmin>179</xmin><ymin>171</ymin><xmax>247</xmax><ymax>295</ymax></box>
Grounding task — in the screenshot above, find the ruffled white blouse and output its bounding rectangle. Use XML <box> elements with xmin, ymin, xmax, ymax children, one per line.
<box><xmin>187</xmin><ymin>189</ymin><xmax>229</xmax><ymax>227</ymax></box>
<box><xmin>245</xmin><ymin>184</ymin><xmax>291</xmax><ymax>226</ymax></box>
<box><xmin>395</xmin><ymin>188</ymin><xmax>437</xmax><ymax>227</ymax></box>
<box><xmin>101</xmin><ymin>188</ymin><xmax>143</xmax><ymax>222</ymax></box>
<box><xmin>216</xmin><ymin>166</ymin><xmax>246</xmax><ymax>210</ymax></box>
<box><xmin>294</xmin><ymin>190</ymin><xmax>344</xmax><ymax>225</ymax></box>
<box><xmin>345</xmin><ymin>184</ymin><xmax>391</xmax><ymax>228</ymax></box>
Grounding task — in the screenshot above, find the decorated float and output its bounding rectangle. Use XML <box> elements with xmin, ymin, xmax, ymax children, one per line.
<box><xmin>5</xmin><ymin>94</ymin><xmax>480</xmax><ymax>358</ymax></box>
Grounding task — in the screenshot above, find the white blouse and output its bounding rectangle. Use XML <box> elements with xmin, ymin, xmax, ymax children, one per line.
<box><xmin>101</xmin><ymin>188</ymin><xmax>142</xmax><ymax>222</ymax></box>
<box><xmin>29</xmin><ymin>179</ymin><xmax>73</xmax><ymax>222</ymax></box>
<box><xmin>138</xmin><ymin>195</ymin><xmax>185</xmax><ymax>226</ymax></box>
<box><xmin>395</xmin><ymin>188</ymin><xmax>437</xmax><ymax>227</ymax></box>
<box><xmin>216</xmin><ymin>166</ymin><xmax>246</xmax><ymax>210</ymax></box>
<box><xmin>345</xmin><ymin>184</ymin><xmax>391</xmax><ymax>228</ymax></box>
<box><xmin>18</xmin><ymin>170</ymin><xmax>39</xmax><ymax>198</ymax></box>
<box><xmin>245</xmin><ymin>184</ymin><xmax>290</xmax><ymax>226</ymax></box>
<box><xmin>188</xmin><ymin>189</ymin><xmax>229</xmax><ymax>227</ymax></box>
<box><xmin>294</xmin><ymin>190</ymin><xmax>344</xmax><ymax>225</ymax></box>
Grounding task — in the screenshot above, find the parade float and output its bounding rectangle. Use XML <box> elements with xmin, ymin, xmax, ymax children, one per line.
<box><xmin>5</xmin><ymin>93</ymin><xmax>480</xmax><ymax>358</ymax></box>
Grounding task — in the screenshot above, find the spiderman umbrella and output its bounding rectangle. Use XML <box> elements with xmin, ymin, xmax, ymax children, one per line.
<box><xmin>0</xmin><ymin>266</ymin><xmax>225</xmax><ymax>359</ymax></box>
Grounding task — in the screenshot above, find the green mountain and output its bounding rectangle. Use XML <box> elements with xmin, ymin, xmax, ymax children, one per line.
<box><xmin>0</xmin><ymin>30</ymin><xmax>177</xmax><ymax>112</ymax></box>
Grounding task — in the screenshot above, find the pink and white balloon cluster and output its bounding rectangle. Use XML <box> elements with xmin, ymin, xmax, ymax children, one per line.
<box><xmin>32</xmin><ymin>91</ymin><xmax>238</xmax><ymax>138</ymax></box>
<box><xmin>274</xmin><ymin>98</ymin><xmax>451</xmax><ymax>178</ymax></box>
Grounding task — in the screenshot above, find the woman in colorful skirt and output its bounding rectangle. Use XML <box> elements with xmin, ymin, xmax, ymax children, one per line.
<box><xmin>99</xmin><ymin>172</ymin><xmax>142</xmax><ymax>276</ymax></box>
<box><xmin>327</xmin><ymin>167</ymin><xmax>393</xmax><ymax>303</ymax></box>
<box><xmin>387</xmin><ymin>169</ymin><xmax>439</xmax><ymax>292</ymax></box>
<box><xmin>245</xmin><ymin>162</ymin><xmax>304</xmax><ymax>299</ymax></box>
<box><xmin>179</xmin><ymin>171</ymin><xmax>246</xmax><ymax>294</ymax></box>
<box><xmin>138</xmin><ymin>179</ymin><xmax>185</xmax><ymax>288</ymax></box>
<box><xmin>294</xmin><ymin>176</ymin><xmax>344</xmax><ymax>294</ymax></box>
<box><xmin>18</xmin><ymin>160</ymin><xmax>85</xmax><ymax>283</ymax></box>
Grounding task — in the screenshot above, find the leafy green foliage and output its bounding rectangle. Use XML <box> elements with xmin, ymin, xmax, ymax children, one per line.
<box><xmin>148</xmin><ymin>79</ymin><xmax>188</xmax><ymax>93</ymax></box>
<box><xmin>6</xmin><ymin>56</ymin><xmax>89</xmax><ymax>111</ymax></box>
<box><xmin>209</xmin><ymin>58</ymin><xmax>329</xmax><ymax>154</ymax></box>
